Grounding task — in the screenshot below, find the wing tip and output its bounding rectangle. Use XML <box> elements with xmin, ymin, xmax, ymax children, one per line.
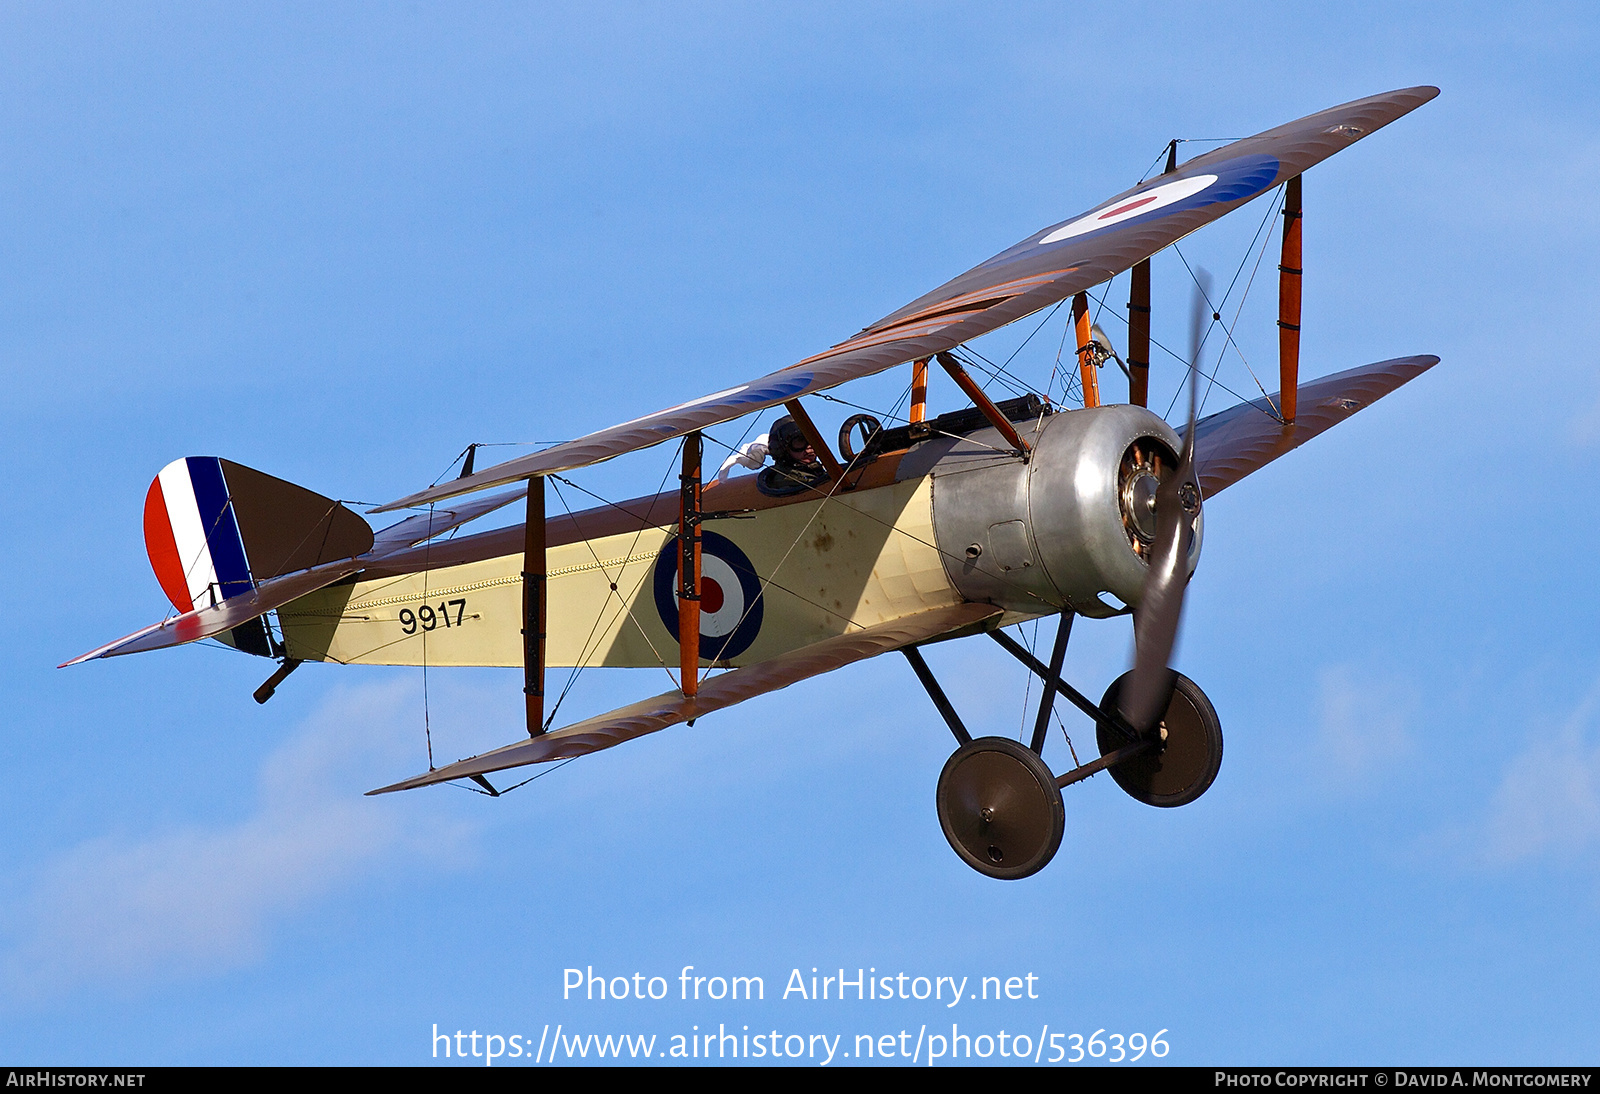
<box><xmin>1364</xmin><ymin>85</ymin><xmax>1438</xmax><ymax>109</ymax></box>
<box><xmin>367</xmin><ymin>772</ymin><xmax>444</xmax><ymax>795</ymax></box>
<box><xmin>1394</xmin><ymin>352</ymin><xmax>1441</xmax><ymax>375</ymax></box>
<box><xmin>58</xmin><ymin>618</ymin><xmax>173</xmax><ymax>667</ymax></box>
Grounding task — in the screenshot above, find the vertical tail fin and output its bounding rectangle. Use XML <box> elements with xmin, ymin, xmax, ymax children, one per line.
<box><xmin>142</xmin><ymin>457</ymin><xmax>372</xmax><ymax>656</ymax></box>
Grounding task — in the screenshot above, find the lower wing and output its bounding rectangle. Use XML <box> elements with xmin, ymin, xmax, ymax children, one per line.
<box><xmin>1189</xmin><ymin>354</ymin><xmax>1438</xmax><ymax>497</ymax></box>
<box><xmin>368</xmin><ymin>601</ymin><xmax>1002</xmax><ymax>794</ymax></box>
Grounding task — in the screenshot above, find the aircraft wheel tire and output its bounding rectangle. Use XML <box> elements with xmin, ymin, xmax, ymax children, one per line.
<box><xmin>1096</xmin><ymin>671</ymin><xmax>1223</xmax><ymax>808</ymax></box>
<box><xmin>936</xmin><ymin>736</ymin><xmax>1064</xmax><ymax>880</ymax></box>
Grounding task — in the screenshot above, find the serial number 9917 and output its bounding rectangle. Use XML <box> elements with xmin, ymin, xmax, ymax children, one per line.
<box><xmin>400</xmin><ymin>599</ymin><xmax>467</xmax><ymax>635</ymax></box>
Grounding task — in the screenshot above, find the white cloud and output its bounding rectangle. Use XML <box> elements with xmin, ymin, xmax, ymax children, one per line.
<box><xmin>2</xmin><ymin>679</ymin><xmax>475</xmax><ymax>999</ymax></box>
<box><xmin>1571</xmin><ymin>389</ymin><xmax>1600</xmax><ymax>448</ymax></box>
<box><xmin>1313</xmin><ymin>664</ymin><xmax>1416</xmax><ymax>786</ymax></box>
<box><xmin>1482</xmin><ymin>676</ymin><xmax>1600</xmax><ymax>866</ymax></box>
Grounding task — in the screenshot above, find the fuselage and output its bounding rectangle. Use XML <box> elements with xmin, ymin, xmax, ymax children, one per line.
<box><xmin>277</xmin><ymin>404</ymin><xmax>1191</xmax><ymax>670</ymax></box>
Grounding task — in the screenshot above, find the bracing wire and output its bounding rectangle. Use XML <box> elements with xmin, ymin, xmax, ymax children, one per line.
<box><xmin>417</xmin><ymin>162</ymin><xmax>1292</xmax><ymax>793</ymax></box>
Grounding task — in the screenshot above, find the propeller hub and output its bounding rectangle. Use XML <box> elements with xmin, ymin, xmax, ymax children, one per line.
<box><xmin>1123</xmin><ymin>470</ymin><xmax>1160</xmax><ymax>544</ymax></box>
<box><xmin>1118</xmin><ymin>438</ymin><xmax>1180</xmax><ymax>552</ymax></box>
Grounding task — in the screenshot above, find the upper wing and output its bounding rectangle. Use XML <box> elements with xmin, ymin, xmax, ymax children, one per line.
<box><xmin>1188</xmin><ymin>355</ymin><xmax>1439</xmax><ymax>498</ymax></box>
<box><xmin>367</xmin><ymin>601</ymin><xmax>1002</xmax><ymax>793</ymax></box>
<box><xmin>374</xmin><ymin>86</ymin><xmax>1438</xmax><ymax>513</ymax></box>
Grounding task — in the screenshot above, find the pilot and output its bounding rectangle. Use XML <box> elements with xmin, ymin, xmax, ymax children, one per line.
<box><xmin>757</xmin><ymin>416</ymin><xmax>828</xmax><ymax>497</ymax></box>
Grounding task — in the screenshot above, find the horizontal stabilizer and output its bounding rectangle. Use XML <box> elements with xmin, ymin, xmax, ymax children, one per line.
<box><xmin>61</xmin><ymin>558</ymin><xmax>364</xmax><ymax>666</ymax></box>
<box><xmin>1188</xmin><ymin>355</ymin><xmax>1438</xmax><ymax>498</ymax></box>
<box><xmin>368</xmin><ymin>602</ymin><xmax>1002</xmax><ymax>794</ymax></box>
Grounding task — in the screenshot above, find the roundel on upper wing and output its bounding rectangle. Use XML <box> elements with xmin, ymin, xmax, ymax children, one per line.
<box><xmin>1035</xmin><ymin>153</ymin><xmax>1281</xmax><ymax>247</ymax></box>
<box><xmin>652</xmin><ymin>529</ymin><xmax>764</xmax><ymax>662</ymax></box>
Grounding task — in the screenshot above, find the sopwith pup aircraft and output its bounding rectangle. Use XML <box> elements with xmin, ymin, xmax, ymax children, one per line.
<box><xmin>68</xmin><ymin>87</ymin><xmax>1440</xmax><ymax>879</ymax></box>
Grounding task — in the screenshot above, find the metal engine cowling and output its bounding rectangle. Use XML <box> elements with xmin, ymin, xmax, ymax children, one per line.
<box><xmin>929</xmin><ymin>405</ymin><xmax>1201</xmax><ymax>618</ymax></box>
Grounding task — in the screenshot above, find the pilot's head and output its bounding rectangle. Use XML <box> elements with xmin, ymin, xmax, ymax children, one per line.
<box><xmin>768</xmin><ymin>416</ymin><xmax>816</xmax><ymax>469</ymax></box>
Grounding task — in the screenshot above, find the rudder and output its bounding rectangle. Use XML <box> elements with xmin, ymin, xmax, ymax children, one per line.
<box><xmin>143</xmin><ymin>457</ymin><xmax>373</xmax><ymax>655</ymax></box>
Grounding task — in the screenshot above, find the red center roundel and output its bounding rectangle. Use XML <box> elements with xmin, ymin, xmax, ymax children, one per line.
<box><xmin>653</xmin><ymin>529</ymin><xmax>764</xmax><ymax>661</ymax></box>
<box><xmin>1098</xmin><ymin>193</ymin><xmax>1159</xmax><ymax>220</ymax></box>
<box><xmin>701</xmin><ymin>576</ymin><xmax>725</xmax><ymax>614</ymax></box>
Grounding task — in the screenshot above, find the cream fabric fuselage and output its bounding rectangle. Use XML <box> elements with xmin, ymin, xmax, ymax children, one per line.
<box><xmin>278</xmin><ymin>470</ymin><xmax>960</xmax><ymax>670</ymax></box>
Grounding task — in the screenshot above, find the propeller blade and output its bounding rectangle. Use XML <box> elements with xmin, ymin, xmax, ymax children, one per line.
<box><xmin>1117</xmin><ymin>272</ymin><xmax>1208</xmax><ymax>734</ymax></box>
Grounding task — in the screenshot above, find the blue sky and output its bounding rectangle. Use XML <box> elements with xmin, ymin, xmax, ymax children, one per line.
<box><xmin>4</xmin><ymin>1</ymin><xmax>1599</xmax><ymax>1066</ymax></box>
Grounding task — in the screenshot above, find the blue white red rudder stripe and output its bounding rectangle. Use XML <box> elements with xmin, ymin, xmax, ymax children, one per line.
<box><xmin>144</xmin><ymin>457</ymin><xmax>256</xmax><ymax>613</ymax></box>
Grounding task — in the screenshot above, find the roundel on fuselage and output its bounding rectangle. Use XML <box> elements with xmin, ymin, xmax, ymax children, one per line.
<box><xmin>652</xmin><ymin>529</ymin><xmax>765</xmax><ymax>662</ymax></box>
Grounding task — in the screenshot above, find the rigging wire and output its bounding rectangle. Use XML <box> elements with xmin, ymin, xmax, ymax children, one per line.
<box><xmin>429</xmin><ymin>440</ymin><xmax>571</xmax><ymax>487</ymax></box>
<box><xmin>548</xmin><ymin>456</ymin><xmax>682</xmax><ymax>696</ymax></box>
<box><xmin>1032</xmin><ymin>281</ymin><xmax>1113</xmax><ymax>409</ymax></box>
<box><xmin>437</xmin><ymin>444</ymin><xmax>683</xmax><ymax>796</ymax></box>
<box><xmin>536</xmin><ymin>405</ymin><xmax>771</xmax><ymax>703</ymax></box>
<box><xmin>1135</xmin><ymin>145</ymin><xmax>1170</xmax><ymax>186</ymax></box>
<box><xmin>1091</xmin><ymin>299</ymin><xmax>1271</xmax><ymax>425</ymax></box>
<box><xmin>542</xmin><ymin>477</ymin><xmax>659</xmax><ymax>728</ymax></box>
<box><xmin>700</xmin><ymin>428</ymin><xmax>989</xmax><ymax>635</ymax></box>
<box><xmin>494</xmin><ymin>756</ymin><xmax>581</xmax><ymax>794</ymax></box>
<box><xmin>1003</xmin><ymin>298</ymin><xmax>1067</xmax><ymax>370</ymax></box>
<box><xmin>1135</xmin><ymin>136</ymin><xmax>1246</xmax><ymax>184</ymax></box>
<box><xmin>1055</xmin><ymin>700</ymin><xmax>1082</xmax><ymax>768</ymax></box>
<box><xmin>1048</xmin><ymin>302</ymin><xmax>1074</xmax><ymax>405</ymax></box>
<box><xmin>815</xmin><ymin>390</ymin><xmax>912</xmax><ymax>424</ymax></box>
<box><xmin>1156</xmin><ymin>185</ymin><xmax>1282</xmax><ymax>417</ymax></box>
<box><xmin>1196</xmin><ymin>220</ymin><xmax>1281</xmax><ymax>419</ymax></box>
<box><xmin>1017</xmin><ymin>617</ymin><xmax>1039</xmax><ymax>743</ymax></box>
<box><xmin>417</xmin><ymin>167</ymin><xmax>1291</xmax><ymax>789</ymax></box>
<box><xmin>697</xmin><ymin>375</ymin><xmax>923</xmax><ymax>683</ymax></box>
<box><xmin>1168</xmin><ymin>184</ymin><xmax>1286</xmax><ymax>418</ymax></box>
<box><xmin>951</xmin><ymin>346</ymin><xmax>1034</xmax><ymax>401</ymax></box>
<box><xmin>702</xmin><ymin>404</ymin><xmax>1061</xmax><ymax>616</ymax></box>
<box><xmin>451</xmin><ymin>755</ymin><xmax>581</xmax><ymax>796</ymax></box>
<box><xmin>436</xmin><ymin>446</ymin><xmax>682</xmax><ymax>794</ymax></box>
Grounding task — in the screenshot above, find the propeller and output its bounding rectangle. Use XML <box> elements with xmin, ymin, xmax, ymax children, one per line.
<box><xmin>1116</xmin><ymin>273</ymin><xmax>1208</xmax><ymax>735</ymax></box>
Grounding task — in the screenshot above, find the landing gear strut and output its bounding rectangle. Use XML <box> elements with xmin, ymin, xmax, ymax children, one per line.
<box><xmin>908</xmin><ymin>614</ymin><xmax>1224</xmax><ymax>880</ymax></box>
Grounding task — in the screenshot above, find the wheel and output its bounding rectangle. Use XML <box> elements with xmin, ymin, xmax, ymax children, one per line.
<box><xmin>1096</xmin><ymin>671</ymin><xmax>1223</xmax><ymax>807</ymax></box>
<box><xmin>936</xmin><ymin>736</ymin><xmax>1065</xmax><ymax>880</ymax></box>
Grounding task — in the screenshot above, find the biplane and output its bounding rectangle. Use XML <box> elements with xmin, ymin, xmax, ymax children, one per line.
<box><xmin>67</xmin><ymin>87</ymin><xmax>1439</xmax><ymax>879</ymax></box>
